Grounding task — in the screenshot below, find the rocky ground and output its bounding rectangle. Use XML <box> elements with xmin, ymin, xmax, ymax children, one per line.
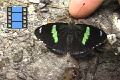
<box><xmin>0</xmin><ymin>0</ymin><xmax>120</xmax><ymax>80</ymax></box>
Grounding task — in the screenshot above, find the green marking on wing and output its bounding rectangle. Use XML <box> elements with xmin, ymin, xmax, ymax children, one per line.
<box><xmin>51</xmin><ymin>25</ymin><xmax>58</xmax><ymax>43</ymax></box>
<box><xmin>82</xmin><ymin>27</ymin><xmax>90</xmax><ymax>45</ymax></box>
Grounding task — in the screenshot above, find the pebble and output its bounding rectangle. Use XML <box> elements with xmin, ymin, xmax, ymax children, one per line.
<box><xmin>4</xmin><ymin>43</ymin><xmax>9</xmax><ymax>48</ymax></box>
<box><xmin>40</xmin><ymin>7</ymin><xmax>49</xmax><ymax>13</ymax></box>
<box><xmin>116</xmin><ymin>33</ymin><xmax>120</xmax><ymax>38</ymax></box>
<box><xmin>28</xmin><ymin>4</ymin><xmax>35</xmax><ymax>14</ymax></box>
<box><xmin>12</xmin><ymin>32</ymin><xmax>18</xmax><ymax>37</ymax></box>
<box><xmin>38</xmin><ymin>3</ymin><xmax>45</xmax><ymax>8</ymax></box>
<box><xmin>22</xmin><ymin>0</ymin><xmax>29</xmax><ymax>3</ymax></box>
<box><xmin>114</xmin><ymin>52</ymin><xmax>119</xmax><ymax>56</ymax></box>
<box><xmin>40</xmin><ymin>0</ymin><xmax>51</xmax><ymax>4</ymax></box>
<box><xmin>0</xmin><ymin>33</ymin><xmax>7</xmax><ymax>37</ymax></box>
<box><xmin>117</xmin><ymin>47</ymin><xmax>120</xmax><ymax>53</ymax></box>
<box><xmin>17</xmin><ymin>72</ymin><xmax>27</xmax><ymax>80</ymax></box>
<box><xmin>6</xmin><ymin>71</ymin><xmax>17</xmax><ymax>79</ymax></box>
<box><xmin>29</xmin><ymin>0</ymin><xmax>40</xmax><ymax>3</ymax></box>
<box><xmin>107</xmin><ymin>34</ymin><xmax>117</xmax><ymax>45</ymax></box>
<box><xmin>13</xmin><ymin>51</ymin><xmax>23</xmax><ymax>63</ymax></box>
<box><xmin>112</xmin><ymin>12</ymin><xmax>120</xmax><ymax>32</ymax></box>
<box><xmin>0</xmin><ymin>0</ymin><xmax>119</xmax><ymax>80</ymax></box>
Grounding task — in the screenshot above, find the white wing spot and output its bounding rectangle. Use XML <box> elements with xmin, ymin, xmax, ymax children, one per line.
<box><xmin>39</xmin><ymin>27</ymin><xmax>42</xmax><ymax>33</ymax></box>
<box><xmin>100</xmin><ymin>31</ymin><xmax>103</xmax><ymax>36</ymax></box>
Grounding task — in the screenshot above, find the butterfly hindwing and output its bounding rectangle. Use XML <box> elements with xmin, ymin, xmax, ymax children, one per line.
<box><xmin>70</xmin><ymin>24</ymin><xmax>107</xmax><ymax>57</ymax></box>
<box><xmin>34</xmin><ymin>23</ymin><xmax>68</xmax><ymax>55</ymax></box>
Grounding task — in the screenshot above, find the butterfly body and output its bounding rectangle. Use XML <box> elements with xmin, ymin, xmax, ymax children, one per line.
<box><xmin>35</xmin><ymin>23</ymin><xmax>107</xmax><ymax>57</ymax></box>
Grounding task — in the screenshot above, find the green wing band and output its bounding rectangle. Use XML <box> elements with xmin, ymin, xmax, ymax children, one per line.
<box><xmin>82</xmin><ymin>27</ymin><xmax>90</xmax><ymax>45</ymax></box>
<box><xmin>51</xmin><ymin>25</ymin><xmax>58</xmax><ymax>43</ymax></box>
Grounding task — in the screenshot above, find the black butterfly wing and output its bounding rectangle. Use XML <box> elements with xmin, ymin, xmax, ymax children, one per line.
<box><xmin>34</xmin><ymin>23</ymin><xmax>68</xmax><ymax>55</ymax></box>
<box><xmin>70</xmin><ymin>24</ymin><xmax>107</xmax><ymax>57</ymax></box>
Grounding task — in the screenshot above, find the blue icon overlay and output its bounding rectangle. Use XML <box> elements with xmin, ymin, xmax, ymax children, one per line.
<box><xmin>7</xmin><ymin>6</ymin><xmax>27</xmax><ymax>28</ymax></box>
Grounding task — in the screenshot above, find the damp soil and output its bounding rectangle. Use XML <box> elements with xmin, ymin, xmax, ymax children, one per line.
<box><xmin>0</xmin><ymin>0</ymin><xmax>120</xmax><ymax>80</ymax></box>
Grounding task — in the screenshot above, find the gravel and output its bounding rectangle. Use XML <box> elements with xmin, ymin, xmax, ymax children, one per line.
<box><xmin>0</xmin><ymin>0</ymin><xmax>120</xmax><ymax>80</ymax></box>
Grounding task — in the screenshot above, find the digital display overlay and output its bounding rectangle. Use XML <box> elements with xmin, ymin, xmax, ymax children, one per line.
<box><xmin>7</xmin><ymin>6</ymin><xmax>27</xmax><ymax>29</ymax></box>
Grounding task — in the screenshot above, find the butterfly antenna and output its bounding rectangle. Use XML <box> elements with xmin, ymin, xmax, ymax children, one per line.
<box><xmin>75</xmin><ymin>3</ymin><xmax>85</xmax><ymax>18</ymax></box>
<box><xmin>68</xmin><ymin>3</ymin><xmax>85</xmax><ymax>25</ymax></box>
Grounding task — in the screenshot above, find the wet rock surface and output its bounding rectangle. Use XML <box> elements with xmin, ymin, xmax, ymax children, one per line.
<box><xmin>0</xmin><ymin>0</ymin><xmax>120</xmax><ymax>80</ymax></box>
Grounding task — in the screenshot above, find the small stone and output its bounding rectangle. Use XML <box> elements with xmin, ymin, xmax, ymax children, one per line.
<box><xmin>107</xmin><ymin>34</ymin><xmax>117</xmax><ymax>45</ymax></box>
<box><xmin>114</xmin><ymin>53</ymin><xmax>119</xmax><ymax>56</ymax></box>
<box><xmin>112</xmin><ymin>12</ymin><xmax>120</xmax><ymax>32</ymax></box>
<box><xmin>40</xmin><ymin>0</ymin><xmax>51</xmax><ymax>4</ymax></box>
<box><xmin>38</xmin><ymin>3</ymin><xmax>45</xmax><ymax>8</ymax></box>
<box><xmin>6</xmin><ymin>71</ymin><xmax>17</xmax><ymax>79</ymax></box>
<box><xmin>13</xmin><ymin>51</ymin><xmax>23</xmax><ymax>63</ymax></box>
<box><xmin>0</xmin><ymin>61</ymin><xmax>5</xmax><ymax>69</ymax></box>
<box><xmin>40</xmin><ymin>7</ymin><xmax>49</xmax><ymax>13</ymax></box>
<box><xmin>13</xmin><ymin>63</ymin><xmax>20</xmax><ymax>70</ymax></box>
<box><xmin>0</xmin><ymin>33</ymin><xmax>7</xmax><ymax>37</ymax></box>
<box><xmin>17</xmin><ymin>72</ymin><xmax>27</xmax><ymax>80</ymax></box>
<box><xmin>28</xmin><ymin>4</ymin><xmax>35</xmax><ymax>14</ymax></box>
<box><xmin>24</xmin><ymin>30</ymin><xmax>30</xmax><ymax>34</ymax></box>
<box><xmin>117</xmin><ymin>47</ymin><xmax>120</xmax><ymax>53</ymax></box>
<box><xmin>116</xmin><ymin>33</ymin><xmax>120</xmax><ymax>39</ymax></box>
<box><xmin>4</xmin><ymin>43</ymin><xmax>9</xmax><ymax>48</ymax></box>
<box><xmin>0</xmin><ymin>51</ymin><xmax>3</xmax><ymax>55</ymax></box>
<box><xmin>29</xmin><ymin>0</ymin><xmax>40</xmax><ymax>3</ymax></box>
<box><xmin>22</xmin><ymin>0</ymin><xmax>29</xmax><ymax>3</ymax></box>
<box><xmin>23</xmin><ymin>58</ymin><xmax>28</xmax><ymax>62</ymax></box>
<box><xmin>12</xmin><ymin>32</ymin><xmax>18</xmax><ymax>37</ymax></box>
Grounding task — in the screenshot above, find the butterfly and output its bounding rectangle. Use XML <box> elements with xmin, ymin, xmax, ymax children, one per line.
<box><xmin>34</xmin><ymin>22</ymin><xmax>107</xmax><ymax>58</ymax></box>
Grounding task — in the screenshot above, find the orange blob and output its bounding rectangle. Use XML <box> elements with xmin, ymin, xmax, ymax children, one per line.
<box><xmin>69</xmin><ymin>0</ymin><xmax>104</xmax><ymax>18</ymax></box>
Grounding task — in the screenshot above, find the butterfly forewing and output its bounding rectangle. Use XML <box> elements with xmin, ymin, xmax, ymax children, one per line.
<box><xmin>34</xmin><ymin>23</ymin><xmax>68</xmax><ymax>55</ymax></box>
<box><xmin>70</xmin><ymin>24</ymin><xmax>107</xmax><ymax>57</ymax></box>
